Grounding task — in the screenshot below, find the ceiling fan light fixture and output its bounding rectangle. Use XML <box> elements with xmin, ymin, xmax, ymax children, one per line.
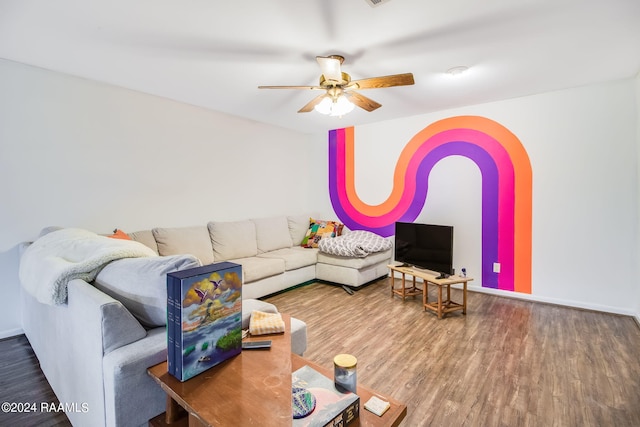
<box><xmin>314</xmin><ymin>95</ymin><xmax>355</xmax><ymax>117</ymax></box>
<box><xmin>317</xmin><ymin>56</ymin><xmax>344</xmax><ymax>84</ymax></box>
<box><xmin>259</xmin><ymin>54</ymin><xmax>414</xmax><ymax>114</ymax></box>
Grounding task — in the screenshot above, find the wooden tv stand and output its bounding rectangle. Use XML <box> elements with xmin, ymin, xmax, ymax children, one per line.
<box><xmin>388</xmin><ymin>264</ymin><xmax>473</xmax><ymax>319</ymax></box>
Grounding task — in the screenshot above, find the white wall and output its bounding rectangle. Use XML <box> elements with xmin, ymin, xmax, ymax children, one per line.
<box><xmin>314</xmin><ymin>78</ymin><xmax>639</xmax><ymax>315</ymax></box>
<box><xmin>2</xmin><ymin>59</ymin><xmax>638</xmax><ymax>336</ymax></box>
<box><xmin>0</xmin><ymin>59</ymin><xmax>325</xmax><ymax>337</ymax></box>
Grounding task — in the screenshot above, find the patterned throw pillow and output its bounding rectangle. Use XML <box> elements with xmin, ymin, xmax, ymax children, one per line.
<box><xmin>300</xmin><ymin>218</ymin><xmax>344</xmax><ymax>248</ymax></box>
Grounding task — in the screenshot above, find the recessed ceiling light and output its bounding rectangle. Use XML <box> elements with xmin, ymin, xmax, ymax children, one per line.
<box><xmin>446</xmin><ymin>66</ymin><xmax>469</xmax><ymax>76</ymax></box>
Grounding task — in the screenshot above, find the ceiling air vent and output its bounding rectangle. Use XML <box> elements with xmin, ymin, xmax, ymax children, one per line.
<box><xmin>364</xmin><ymin>0</ymin><xmax>391</xmax><ymax>7</ymax></box>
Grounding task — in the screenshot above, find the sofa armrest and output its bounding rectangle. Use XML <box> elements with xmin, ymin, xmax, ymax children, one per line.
<box><xmin>102</xmin><ymin>328</ymin><xmax>168</xmax><ymax>427</ymax></box>
<box><xmin>68</xmin><ymin>279</ymin><xmax>147</xmax><ymax>354</ymax></box>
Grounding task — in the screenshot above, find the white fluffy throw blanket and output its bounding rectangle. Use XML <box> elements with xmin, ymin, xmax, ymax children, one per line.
<box><xmin>318</xmin><ymin>230</ymin><xmax>392</xmax><ymax>258</ymax></box>
<box><xmin>19</xmin><ymin>228</ymin><xmax>157</xmax><ymax>305</ymax></box>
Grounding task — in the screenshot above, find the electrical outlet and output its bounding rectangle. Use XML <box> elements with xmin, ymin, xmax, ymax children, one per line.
<box><xmin>493</xmin><ymin>262</ymin><xmax>501</xmax><ymax>273</ymax></box>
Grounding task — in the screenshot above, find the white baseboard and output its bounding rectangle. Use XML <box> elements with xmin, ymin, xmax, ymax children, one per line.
<box><xmin>463</xmin><ymin>284</ymin><xmax>636</xmax><ymax>317</ymax></box>
<box><xmin>390</xmin><ymin>272</ymin><xmax>638</xmax><ymax>317</ymax></box>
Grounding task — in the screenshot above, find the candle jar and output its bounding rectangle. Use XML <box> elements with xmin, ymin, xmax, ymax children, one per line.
<box><xmin>333</xmin><ymin>354</ymin><xmax>357</xmax><ymax>393</ymax></box>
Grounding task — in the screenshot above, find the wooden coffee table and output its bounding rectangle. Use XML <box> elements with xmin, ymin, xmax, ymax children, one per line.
<box><xmin>148</xmin><ymin>314</ymin><xmax>406</xmax><ymax>426</ymax></box>
<box><xmin>389</xmin><ymin>264</ymin><xmax>473</xmax><ymax>319</ymax></box>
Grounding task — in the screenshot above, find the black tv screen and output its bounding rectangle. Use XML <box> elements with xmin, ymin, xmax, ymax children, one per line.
<box><xmin>394</xmin><ymin>222</ymin><xmax>454</xmax><ymax>275</ymax></box>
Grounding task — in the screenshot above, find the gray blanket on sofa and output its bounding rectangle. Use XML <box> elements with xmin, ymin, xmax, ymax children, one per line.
<box><xmin>318</xmin><ymin>230</ymin><xmax>392</xmax><ymax>258</ymax></box>
<box><xmin>19</xmin><ymin>228</ymin><xmax>156</xmax><ymax>305</ymax></box>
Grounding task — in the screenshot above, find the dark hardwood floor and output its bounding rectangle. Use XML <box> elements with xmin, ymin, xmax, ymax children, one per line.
<box><xmin>0</xmin><ymin>334</ymin><xmax>71</xmax><ymax>426</ymax></box>
<box><xmin>2</xmin><ymin>277</ymin><xmax>640</xmax><ymax>426</ymax></box>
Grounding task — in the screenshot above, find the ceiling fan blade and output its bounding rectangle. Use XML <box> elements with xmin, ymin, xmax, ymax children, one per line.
<box><xmin>258</xmin><ymin>85</ymin><xmax>324</xmax><ymax>90</ymax></box>
<box><xmin>316</xmin><ymin>56</ymin><xmax>343</xmax><ymax>84</ymax></box>
<box><xmin>298</xmin><ymin>93</ymin><xmax>328</xmax><ymax>113</ymax></box>
<box><xmin>345</xmin><ymin>91</ymin><xmax>382</xmax><ymax>112</ymax></box>
<box><xmin>348</xmin><ymin>73</ymin><xmax>415</xmax><ymax>90</ymax></box>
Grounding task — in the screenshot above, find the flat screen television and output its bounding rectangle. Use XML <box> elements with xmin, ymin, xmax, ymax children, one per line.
<box><xmin>394</xmin><ymin>222</ymin><xmax>454</xmax><ymax>276</ymax></box>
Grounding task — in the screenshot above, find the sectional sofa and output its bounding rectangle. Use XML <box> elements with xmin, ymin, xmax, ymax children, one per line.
<box><xmin>18</xmin><ymin>214</ymin><xmax>393</xmax><ymax>427</ymax></box>
<box><xmin>126</xmin><ymin>214</ymin><xmax>393</xmax><ymax>297</ymax></box>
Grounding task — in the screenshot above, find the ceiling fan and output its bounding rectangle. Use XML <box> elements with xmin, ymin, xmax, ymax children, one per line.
<box><xmin>258</xmin><ymin>55</ymin><xmax>415</xmax><ymax>115</ymax></box>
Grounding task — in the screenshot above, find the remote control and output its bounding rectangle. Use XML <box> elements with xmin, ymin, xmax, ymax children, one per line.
<box><xmin>242</xmin><ymin>340</ymin><xmax>272</xmax><ymax>350</ymax></box>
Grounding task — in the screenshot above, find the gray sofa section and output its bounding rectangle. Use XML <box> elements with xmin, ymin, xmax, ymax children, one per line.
<box><xmin>21</xmin><ymin>278</ymin><xmax>168</xmax><ymax>427</ymax></box>
<box><xmin>19</xmin><ymin>214</ymin><xmax>391</xmax><ymax>427</ymax></box>
<box><xmin>21</xmin><ymin>277</ymin><xmax>305</xmax><ymax>427</ymax></box>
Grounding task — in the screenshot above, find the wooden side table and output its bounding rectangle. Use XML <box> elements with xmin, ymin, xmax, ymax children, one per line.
<box><xmin>388</xmin><ymin>264</ymin><xmax>473</xmax><ymax>319</ymax></box>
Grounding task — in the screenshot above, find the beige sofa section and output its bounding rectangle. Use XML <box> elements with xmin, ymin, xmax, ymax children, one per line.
<box><xmin>129</xmin><ymin>215</ymin><xmax>392</xmax><ymax>299</ymax></box>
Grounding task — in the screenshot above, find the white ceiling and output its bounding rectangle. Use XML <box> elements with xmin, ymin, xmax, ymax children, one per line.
<box><xmin>1</xmin><ymin>0</ymin><xmax>639</xmax><ymax>134</ymax></box>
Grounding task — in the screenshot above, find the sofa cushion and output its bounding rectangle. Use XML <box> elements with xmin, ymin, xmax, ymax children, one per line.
<box><xmin>257</xmin><ymin>247</ymin><xmax>318</xmax><ymax>271</ymax></box>
<box><xmin>287</xmin><ymin>215</ymin><xmax>311</xmax><ymax>246</ymax></box>
<box><xmin>101</xmin><ymin>301</ymin><xmax>147</xmax><ymax>354</ymax></box>
<box><xmin>317</xmin><ymin>247</ymin><xmax>393</xmax><ymax>269</ymax></box>
<box><xmin>128</xmin><ymin>230</ymin><xmax>159</xmax><ymax>254</ymax></box>
<box><xmin>152</xmin><ymin>226</ymin><xmax>214</xmax><ymax>265</ymax></box>
<box><xmin>228</xmin><ymin>256</ymin><xmax>285</xmax><ymax>283</ymax></box>
<box><xmin>252</xmin><ymin>216</ymin><xmax>293</xmax><ymax>253</ymax></box>
<box><xmin>209</xmin><ymin>220</ymin><xmax>258</xmax><ymax>260</ymax></box>
<box><xmin>94</xmin><ymin>254</ymin><xmax>202</xmax><ymax>327</ymax></box>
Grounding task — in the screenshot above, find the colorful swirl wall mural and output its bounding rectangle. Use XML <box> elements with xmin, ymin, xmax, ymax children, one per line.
<box><xmin>328</xmin><ymin>116</ymin><xmax>532</xmax><ymax>293</ymax></box>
